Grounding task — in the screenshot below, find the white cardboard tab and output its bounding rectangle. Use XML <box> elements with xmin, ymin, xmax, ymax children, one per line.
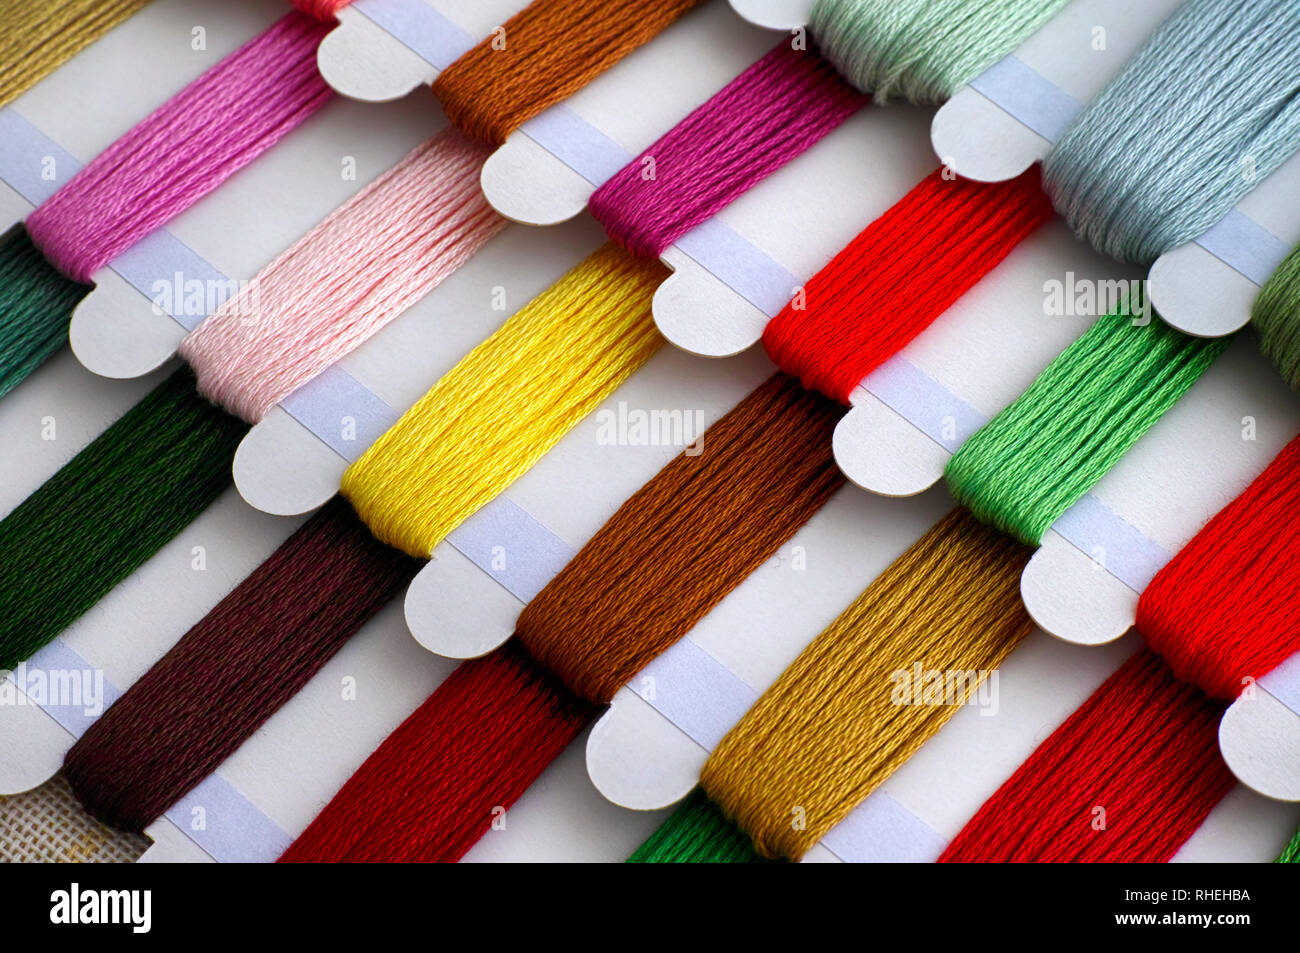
<box><xmin>932</xmin><ymin>0</ymin><xmax>1178</xmax><ymax>182</ymax></box>
<box><xmin>481</xmin><ymin>105</ymin><xmax>632</xmax><ymax>226</ymax></box>
<box><xmin>0</xmin><ymin>638</ymin><xmax>292</xmax><ymax>861</ymax></box>
<box><xmin>68</xmin><ymin>273</ymin><xmax>185</xmax><ymax>379</ymax></box>
<box><xmin>1220</xmin><ymin>640</ymin><xmax>1300</xmax><ymax>802</ymax></box>
<box><xmin>833</xmin><ymin>387</ymin><xmax>950</xmax><ymax>498</ymax></box>
<box><xmin>471</xmin><ymin>9</ymin><xmax>939</xmax><ymax>361</ymax></box>
<box><xmin>930</xmin><ymin>83</ymin><xmax>1051</xmax><ymax>184</ymax></box>
<box><xmin>586</xmin><ymin>688</ymin><xmax>703</xmax><ymax>811</ymax></box>
<box><xmin>588</xmin><ymin>630</ymin><xmax>947</xmax><ymax>861</ymax></box>
<box><xmin>1220</xmin><ymin>682</ymin><xmax>1300</xmax><ymax>802</ymax></box>
<box><xmin>0</xmin><ymin>107</ymin><xmax>261</xmax><ymax>380</ymax></box>
<box><xmin>1149</xmin><ymin>153</ymin><xmax>1300</xmax><ymax>338</ymax></box>
<box><xmin>932</xmin><ymin>0</ymin><xmax>1300</xmax><ymax>339</ymax></box>
<box><xmin>728</xmin><ymin>0</ymin><xmax>813</xmax><ymax>31</ymax></box>
<box><xmin>404</xmin><ymin>495</ymin><xmax>578</xmax><ymax>658</ymax></box>
<box><xmin>479</xmin><ymin>131</ymin><xmax>595</xmax><ymax>226</ymax></box>
<box><xmin>0</xmin><ymin>690</ymin><xmax>68</xmax><ymax>796</ymax></box>
<box><xmin>231</xmin><ymin>407</ymin><xmax>351</xmax><ymax>516</ymax></box>
<box><xmin>654</xmin><ymin>244</ymin><xmax>775</xmax><ymax>358</ymax></box>
<box><xmin>316</xmin><ymin>3</ymin><xmax>445</xmax><ymax>103</ymax></box>
<box><xmin>1019</xmin><ymin>531</ymin><xmax>1140</xmax><ymax>646</ymax></box>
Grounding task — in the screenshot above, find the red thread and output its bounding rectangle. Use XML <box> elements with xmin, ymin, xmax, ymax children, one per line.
<box><xmin>762</xmin><ymin>166</ymin><xmax>1053</xmax><ymax>403</ymax></box>
<box><xmin>291</xmin><ymin>0</ymin><xmax>353</xmax><ymax>21</ymax></box>
<box><xmin>279</xmin><ymin>641</ymin><xmax>599</xmax><ymax>863</ymax></box>
<box><xmin>1137</xmin><ymin>433</ymin><xmax>1300</xmax><ymax>701</ymax></box>
<box><xmin>280</xmin><ymin>377</ymin><xmax>842</xmax><ymax>862</ymax></box>
<box><xmin>939</xmin><ymin>650</ymin><xmax>1234</xmax><ymax>863</ymax></box>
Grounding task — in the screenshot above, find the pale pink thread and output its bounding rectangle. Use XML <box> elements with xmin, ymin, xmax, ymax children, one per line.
<box><xmin>25</xmin><ymin>13</ymin><xmax>334</xmax><ymax>283</ymax></box>
<box><xmin>179</xmin><ymin>128</ymin><xmax>504</xmax><ymax>423</ymax></box>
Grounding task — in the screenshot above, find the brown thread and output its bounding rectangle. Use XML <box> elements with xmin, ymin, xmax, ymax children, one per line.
<box><xmin>432</xmin><ymin>0</ymin><xmax>706</xmax><ymax>146</ymax></box>
<box><xmin>700</xmin><ymin>508</ymin><xmax>1034</xmax><ymax>860</ymax></box>
<box><xmin>516</xmin><ymin>372</ymin><xmax>845</xmax><ymax>704</ymax></box>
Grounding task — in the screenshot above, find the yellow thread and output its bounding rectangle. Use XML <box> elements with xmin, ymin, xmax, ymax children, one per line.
<box><xmin>0</xmin><ymin>0</ymin><xmax>153</xmax><ymax>109</ymax></box>
<box><xmin>343</xmin><ymin>242</ymin><xmax>666</xmax><ymax>557</ymax></box>
<box><xmin>700</xmin><ymin>508</ymin><xmax>1034</xmax><ymax>860</ymax></box>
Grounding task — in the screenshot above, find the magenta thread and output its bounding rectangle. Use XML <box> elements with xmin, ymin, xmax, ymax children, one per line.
<box><xmin>587</xmin><ymin>42</ymin><xmax>867</xmax><ymax>258</ymax></box>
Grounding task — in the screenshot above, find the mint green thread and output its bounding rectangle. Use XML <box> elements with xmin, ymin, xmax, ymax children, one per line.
<box><xmin>810</xmin><ymin>0</ymin><xmax>1070</xmax><ymax>103</ymax></box>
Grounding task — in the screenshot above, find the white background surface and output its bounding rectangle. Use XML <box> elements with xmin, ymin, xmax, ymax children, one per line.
<box><xmin>2</xmin><ymin>0</ymin><xmax>1299</xmax><ymax>862</ymax></box>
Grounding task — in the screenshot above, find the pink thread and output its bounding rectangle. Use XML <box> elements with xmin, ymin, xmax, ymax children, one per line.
<box><xmin>586</xmin><ymin>42</ymin><xmax>867</xmax><ymax>258</ymax></box>
<box><xmin>25</xmin><ymin>13</ymin><xmax>334</xmax><ymax>283</ymax></box>
<box><xmin>292</xmin><ymin>0</ymin><xmax>354</xmax><ymax>21</ymax></box>
<box><xmin>179</xmin><ymin>129</ymin><xmax>504</xmax><ymax>423</ymax></box>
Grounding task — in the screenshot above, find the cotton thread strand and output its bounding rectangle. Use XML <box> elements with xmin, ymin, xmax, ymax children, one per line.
<box><xmin>342</xmin><ymin>242</ymin><xmax>665</xmax><ymax>558</ymax></box>
<box><xmin>761</xmin><ymin>167</ymin><xmax>1053</xmax><ymax>403</ymax></box>
<box><xmin>1278</xmin><ymin>829</ymin><xmax>1300</xmax><ymax>863</ymax></box>
<box><xmin>943</xmin><ymin>428</ymin><xmax>1300</xmax><ymax>862</ymax></box>
<box><xmin>281</xmin><ymin>376</ymin><xmax>845</xmax><ymax>861</ymax></box>
<box><xmin>1042</xmin><ymin>0</ymin><xmax>1300</xmax><ymax>265</ymax></box>
<box><xmin>432</xmin><ymin>0</ymin><xmax>705</xmax><ymax>147</ymax></box>
<box><xmin>587</xmin><ymin>41</ymin><xmax>867</xmax><ymax>258</ymax></box>
<box><xmin>1136</xmin><ymin>433</ymin><xmax>1300</xmax><ymax>702</ymax></box>
<box><xmin>517</xmin><ymin>372</ymin><xmax>844</xmax><ymax>704</ymax></box>
<box><xmin>0</xmin><ymin>367</ymin><xmax>247</xmax><ymax>672</ymax></box>
<box><xmin>179</xmin><ymin>128</ymin><xmax>503</xmax><ymax>422</ymax></box>
<box><xmin>628</xmin><ymin>788</ymin><xmax>774</xmax><ymax>864</ymax></box>
<box><xmin>945</xmin><ymin>306</ymin><xmax>1227</xmax><ymax>546</ymax></box>
<box><xmin>24</xmin><ymin>12</ymin><xmax>334</xmax><ymax>282</ymax></box>
<box><xmin>1251</xmin><ymin>243</ymin><xmax>1300</xmax><ymax>391</ymax></box>
<box><xmin>279</xmin><ymin>641</ymin><xmax>600</xmax><ymax>863</ymax></box>
<box><xmin>699</xmin><ymin>509</ymin><xmax>1033</xmax><ymax>861</ymax></box>
<box><xmin>291</xmin><ymin>0</ymin><xmax>353</xmax><ymax>21</ymax></box>
<box><xmin>61</xmin><ymin>496</ymin><xmax>422</xmax><ymax>834</ymax></box>
<box><xmin>0</xmin><ymin>223</ymin><xmax>92</xmax><ymax>400</ymax></box>
<box><xmin>810</xmin><ymin>0</ymin><xmax>1070</xmax><ymax>103</ymax></box>
<box><xmin>0</xmin><ymin>0</ymin><xmax>152</xmax><ymax>109</ymax></box>
<box><xmin>939</xmin><ymin>650</ymin><xmax>1234</xmax><ymax>863</ymax></box>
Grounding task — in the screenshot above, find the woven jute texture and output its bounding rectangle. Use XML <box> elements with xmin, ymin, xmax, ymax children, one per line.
<box><xmin>0</xmin><ymin>773</ymin><xmax>147</xmax><ymax>863</ymax></box>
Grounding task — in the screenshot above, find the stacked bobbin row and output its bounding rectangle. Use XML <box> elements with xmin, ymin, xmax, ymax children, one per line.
<box><xmin>0</xmin><ymin>0</ymin><xmax>1299</xmax><ymax>866</ymax></box>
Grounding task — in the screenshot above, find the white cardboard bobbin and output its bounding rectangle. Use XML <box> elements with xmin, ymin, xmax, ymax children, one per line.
<box><xmin>931</xmin><ymin>0</ymin><xmax>1300</xmax><ymax>339</ymax></box>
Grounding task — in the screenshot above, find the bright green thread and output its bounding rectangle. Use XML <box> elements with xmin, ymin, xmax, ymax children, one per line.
<box><xmin>628</xmin><ymin>788</ymin><xmax>776</xmax><ymax>864</ymax></box>
<box><xmin>945</xmin><ymin>305</ymin><xmax>1227</xmax><ymax>546</ymax></box>
<box><xmin>1278</xmin><ymin>827</ymin><xmax>1300</xmax><ymax>863</ymax></box>
<box><xmin>809</xmin><ymin>0</ymin><xmax>1070</xmax><ymax>103</ymax></box>
<box><xmin>1252</xmin><ymin>242</ymin><xmax>1300</xmax><ymax>391</ymax></box>
<box><xmin>0</xmin><ymin>222</ymin><xmax>92</xmax><ymax>399</ymax></box>
<box><xmin>0</xmin><ymin>366</ymin><xmax>248</xmax><ymax>671</ymax></box>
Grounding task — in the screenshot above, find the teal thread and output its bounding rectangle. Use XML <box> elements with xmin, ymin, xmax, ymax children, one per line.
<box><xmin>0</xmin><ymin>222</ymin><xmax>91</xmax><ymax>399</ymax></box>
<box><xmin>810</xmin><ymin>0</ymin><xmax>1070</xmax><ymax>103</ymax></box>
<box><xmin>1043</xmin><ymin>0</ymin><xmax>1300</xmax><ymax>264</ymax></box>
<box><xmin>945</xmin><ymin>303</ymin><xmax>1227</xmax><ymax>546</ymax></box>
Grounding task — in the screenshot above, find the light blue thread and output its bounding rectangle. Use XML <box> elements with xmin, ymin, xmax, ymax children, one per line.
<box><xmin>1043</xmin><ymin>0</ymin><xmax>1300</xmax><ymax>265</ymax></box>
